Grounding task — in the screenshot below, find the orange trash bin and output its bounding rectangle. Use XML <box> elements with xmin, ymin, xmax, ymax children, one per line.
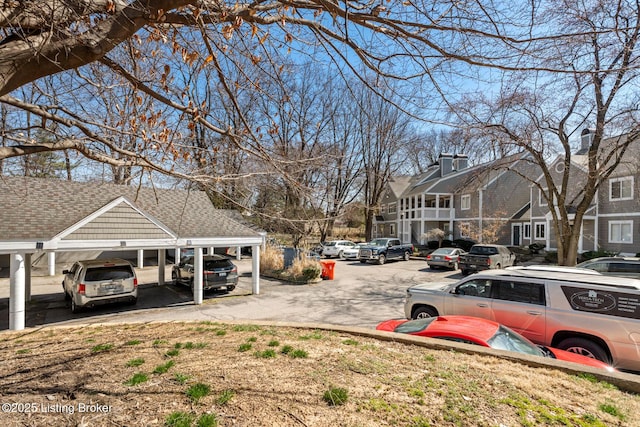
<box><xmin>320</xmin><ymin>260</ymin><xmax>336</xmax><ymax>280</ymax></box>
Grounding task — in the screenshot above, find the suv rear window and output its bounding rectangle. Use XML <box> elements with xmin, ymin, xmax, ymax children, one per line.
<box><xmin>85</xmin><ymin>266</ymin><xmax>134</xmax><ymax>281</ymax></box>
<box><xmin>204</xmin><ymin>259</ymin><xmax>232</xmax><ymax>270</ymax></box>
<box><xmin>493</xmin><ymin>280</ymin><xmax>545</xmax><ymax>305</ymax></box>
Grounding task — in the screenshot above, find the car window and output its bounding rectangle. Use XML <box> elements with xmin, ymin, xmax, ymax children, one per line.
<box><xmin>455</xmin><ymin>279</ymin><xmax>492</xmax><ymax>298</ymax></box>
<box><xmin>609</xmin><ymin>262</ymin><xmax>640</xmax><ymax>273</ymax></box>
<box><xmin>84</xmin><ymin>265</ymin><xmax>134</xmax><ymax>281</ymax></box>
<box><xmin>582</xmin><ymin>261</ymin><xmax>608</xmax><ymax>273</ymax></box>
<box><xmin>493</xmin><ymin>280</ymin><xmax>545</xmax><ymax>305</ymax></box>
<box><xmin>204</xmin><ymin>259</ymin><xmax>232</xmax><ymax>270</ymax></box>
<box><xmin>74</xmin><ymin>266</ymin><xmax>83</xmax><ymax>282</ymax></box>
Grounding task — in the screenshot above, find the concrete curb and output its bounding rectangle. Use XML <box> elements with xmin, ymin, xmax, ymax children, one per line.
<box><xmin>3</xmin><ymin>319</ymin><xmax>639</xmax><ymax>394</ymax></box>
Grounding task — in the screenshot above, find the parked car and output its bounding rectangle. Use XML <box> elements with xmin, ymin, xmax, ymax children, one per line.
<box><xmin>62</xmin><ymin>258</ymin><xmax>138</xmax><ymax>313</ymax></box>
<box><xmin>172</xmin><ymin>254</ymin><xmax>238</xmax><ymax>293</ymax></box>
<box><xmin>322</xmin><ymin>240</ymin><xmax>357</xmax><ymax>259</ymax></box>
<box><xmin>376</xmin><ymin>316</ymin><xmax>615</xmax><ymax>372</ymax></box>
<box><xmin>358</xmin><ymin>238</ymin><xmax>414</xmax><ymax>265</ymax></box>
<box><xmin>459</xmin><ymin>244</ymin><xmax>516</xmax><ymax>275</ymax></box>
<box><xmin>577</xmin><ymin>257</ymin><xmax>640</xmax><ymax>279</ymax></box>
<box><xmin>341</xmin><ymin>243</ymin><xmax>364</xmax><ymax>260</ymax></box>
<box><xmin>427</xmin><ymin>247</ymin><xmax>466</xmax><ymax>270</ymax></box>
<box><xmin>403</xmin><ymin>267</ymin><xmax>640</xmax><ymax>372</ymax></box>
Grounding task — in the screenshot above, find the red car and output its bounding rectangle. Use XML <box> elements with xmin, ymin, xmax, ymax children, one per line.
<box><xmin>376</xmin><ymin>316</ymin><xmax>616</xmax><ymax>372</ymax></box>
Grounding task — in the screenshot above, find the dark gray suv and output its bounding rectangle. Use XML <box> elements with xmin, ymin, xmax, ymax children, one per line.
<box><xmin>577</xmin><ymin>257</ymin><xmax>640</xmax><ymax>279</ymax></box>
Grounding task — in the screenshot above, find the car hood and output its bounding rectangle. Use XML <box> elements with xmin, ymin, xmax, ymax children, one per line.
<box><xmin>408</xmin><ymin>282</ymin><xmax>453</xmax><ymax>293</ymax></box>
<box><xmin>547</xmin><ymin>347</ymin><xmax>617</xmax><ymax>372</ymax></box>
<box><xmin>376</xmin><ymin>319</ymin><xmax>406</xmax><ymax>332</ymax></box>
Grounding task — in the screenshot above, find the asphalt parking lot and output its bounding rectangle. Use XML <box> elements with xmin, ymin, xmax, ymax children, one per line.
<box><xmin>0</xmin><ymin>257</ymin><xmax>461</xmax><ymax>331</ymax></box>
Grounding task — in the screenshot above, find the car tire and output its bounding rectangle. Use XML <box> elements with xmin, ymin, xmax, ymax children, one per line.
<box><xmin>403</xmin><ymin>251</ymin><xmax>410</xmax><ymax>261</ymax></box>
<box><xmin>429</xmin><ymin>265</ymin><xmax>435</xmax><ymax>270</ymax></box>
<box><xmin>171</xmin><ymin>271</ymin><xmax>179</xmax><ymax>285</ymax></box>
<box><xmin>64</xmin><ymin>290</ymin><xmax>71</xmax><ymax>301</ymax></box>
<box><xmin>71</xmin><ymin>298</ymin><xmax>81</xmax><ymax>314</ymax></box>
<box><xmin>128</xmin><ymin>297</ymin><xmax>138</xmax><ymax>306</ymax></box>
<box><xmin>378</xmin><ymin>254</ymin><xmax>386</xmax><ymax>265</ymax></box>
<box><xmin>452</xmin><ymin>261</ymin><xmax>459</xmax><ymax>271</ymax></box>
<box><xmin>413</xmin><ymin>306</ymin><xmax>438</xmax><ymax>319</ymax></box>
<box><xmin>339</xmin><ymin>251</ymin><xmax>345</xmax><ymax>260</ymax></box>
<box><xmin>461</xmin><ymin>269</ymin><xmax>470</xmax><ymax>276</ymax></box>
<box><xmin>557</xmin><ymin>337</ymin><xmax>610</xmax><ymax>363</ymax></box>
<box><xmin>359</xmin><ymin>259</ymin><xmax>367</xmax><ymax>264</ymax></box>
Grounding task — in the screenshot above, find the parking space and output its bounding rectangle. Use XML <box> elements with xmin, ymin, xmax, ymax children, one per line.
<box><xmin>0</xmin><ymin>257</ymin><xmax>460</xmax><ymax>330</ymax></box>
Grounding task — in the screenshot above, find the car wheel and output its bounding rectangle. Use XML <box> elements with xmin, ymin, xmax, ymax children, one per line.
<box><xmin>128</xmin><ymin>297</ymin><xmax>138</xmax><ymax>306</ymax></box>
<box><xmin>413</xmin><ymin>306</ymin><xmax>438</xmax><ymax>319</ymax></box>
<box><xmin>339</xmin><ymin>251</ymin><xmax>345</xmax><ymax>260</ymax></box>
<box><xmin>452</xmin><ymin>261</ymin><xmax>459</xmax><ymax>271</ymax></box>
<box><xmin>71</xmin><ymin>298</ymin><xmax>81</xmax><ymax>314</ymax></box>
<box><xmin>496</xmin><ymin>264</ymin><xmax>501</xmax><ymax>269</ymax></box>
<box><xmin>171</xmin><ymin>271</ymin><xmax>179</xmax><ymax>285</ymax></box>
<box><xmin>64</xmin><ymin>290</ymin><xmax>71</xmax><ymax>301</ymax></box>
<box><xmin>359</xmin><ymin>259</ymin><xmax>367</xmax><ymax>264</ymax></box>
<box><xmin>403</xmin><ymin>251</ymin><xmax>410</xmax><ymax>261</ymax></box>
<box><xmin>557</xmin><ymin>337</ymin><xmax>610</xmax><ymax>363</ymax></box>
<box><xmin>461</xmin><ymin>269</ymin><xmax>470</xmax><ymax>276</ymax></box>
<box><xmin>378</xmin><ymin>254</ymin><xmax>386</xmax><ymax>265</ymax></box>
<box><xmin>429</xmin><ymin>265</ymin><xmax>435</xmax><ymax>270</ymax></box>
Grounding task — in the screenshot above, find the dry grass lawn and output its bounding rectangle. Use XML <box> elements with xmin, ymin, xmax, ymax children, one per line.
<box><xmin>1</xmin><ymin>322</ymin><xmax>639</xmax><ymax>427</ymax></box>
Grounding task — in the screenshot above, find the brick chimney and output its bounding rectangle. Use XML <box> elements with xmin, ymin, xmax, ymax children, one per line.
<box><xmin>453</xmin><ymin>154</ymin><xmax>468</xmax><ymax>171</ymax></box>
<box><xmin>439</xmin><ymin>153</ymin><xmax>454</xmax><ymax>176</ymax></box>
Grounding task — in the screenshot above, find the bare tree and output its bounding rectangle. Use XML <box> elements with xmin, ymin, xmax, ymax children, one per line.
<box><xmin>453</xmin><ymin>1</ymin><xmax>640</xmax><ymax>265</ymax></box>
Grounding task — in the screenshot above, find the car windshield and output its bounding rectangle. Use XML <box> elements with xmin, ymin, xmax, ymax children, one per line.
<box><xmin>486</xmin><ymin>325</ymin><xmax>544</xmax><ymax>357</ymax></box>
<box><xmin>393</xmin><ymin>318</ymin><xmax>438</xmax><ymax>334</ymax></box>
<box><xmin>370</xmin><ymin>239</ymin><xmax>390</xmax><ymax>246</ymax></box>
<box><xmin>325</xmin><ymin>242</ymin><xmax>337</xmax><ymax>247</ymax></box>
<box><xmin>432</xmin><ymin>248</ymin><xmax>454</xmax><ymax>255</ymax></box>
<box><xmin>470</xmin><ymin>246</ymin><xmax>498</xmax><ymax>255</ymax></box>
<box><xmin>85</xmin><ymin>266</ymin><xmax>134</xmax><ymax>281</ymax></box>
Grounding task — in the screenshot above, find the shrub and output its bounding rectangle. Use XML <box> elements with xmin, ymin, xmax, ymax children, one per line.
<box><xmin>260</xmin><ymin>245</ymin><xmax>284</xmax><ymax>272</ymax></box>
<box><xmin>528</xmin><ymin>242</ymin><xmax>545</xmax><ymax>254</ymax></box>
<box><xmin>452</xmin><ymin>239</ymin><xmax>476</xmax><ymax>251</ymax></box>
<box><xmin>287</xmin><ymin>253</ymin><xmax>321</xmax><ymax>282</ymax></box>
<box><xmin>544</xmin><ymin>251</ymin><xmax>558</xmax><ymax>263</ymax></box>
<box><xmin>323</xmin><ymin>387</ymin><xmax>349</xmax><ymax>406</ymax></box>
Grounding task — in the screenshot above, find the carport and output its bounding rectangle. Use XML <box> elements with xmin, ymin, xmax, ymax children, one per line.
<box><xmin>0</xmin><ymin>176</ymin><xmax>265</xmax><ymax>331</ymax></box>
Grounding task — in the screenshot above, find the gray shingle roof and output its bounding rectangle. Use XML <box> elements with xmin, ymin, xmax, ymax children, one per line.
<box><xmin>0</xmin><ymin>176</ymin><xmax>262</xmax><ymax>241</ymax></box>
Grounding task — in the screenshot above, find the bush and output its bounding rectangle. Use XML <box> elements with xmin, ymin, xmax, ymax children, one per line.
<box><xmin>323</xmin><ymin>387</ymin><xmax>349</xmax><ymax>406</ymax></box>
<box><xmin>544</xmin><ymin>251</ymin><xmax>558</xmax><ymax>263</ymax></box>
<box><xmin>260</xmin><ymin>245</ymin><xmax>284</xmax><ymax>271</ymax></box>
<box><xmin>288</xmin><ymin>254</ymin><xmax>321</xmax><ymax>282</ymax></box>
<box><xmin>528</xmin><ymin>242</ymin><xmax>545</xmax><ymax>254</ymax></box>
<box><xmin>453</xmin><ymin>239</ymin><xmax>476</xmax><ymax>252</ymax></box>
<box><xmin>579</xmin><ymin>250</ymin><xmax>618</xmax><ymax>262</ymax></box>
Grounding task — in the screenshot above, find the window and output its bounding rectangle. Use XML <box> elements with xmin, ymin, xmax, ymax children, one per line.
<box><xmin>389</xmin><ymin>224</ymin><xmax>396</xmax><ymax>235</ymax></box>
<box><xmin>456</xmin><ymin>279</ymin><xmax>492</xmax><ymax>298</ymax></box>
<box><xmin>523</xmin><ymin>224</ymin><xmax>531</xmax><ymax>239</ymax></box>
<box><xmin>609</xmin><ymin>220</ymin><xmax>633</xmax><ymax>244</ymax></box>
<box><xmin>461</xmin><ymin>194</ymin><xmax>471</xmax><ymax>210</ymax></box>
<box><xmin>609</xmin><ymin>177</ymin><xmax>633</xmax><ymax>201</ymax></box>
<box><xmin>388</xmin><ymin>203</ymin><xmax>396</xmax><ymax>214</ymax></box>
<box><xmin>494</xmin><ymin>280</ymin><xmax>545</xmax><ymax>305</ymax></box>
<box><xmin>439</xmin><ymin>197</ymin><xmax>451</xmax><ymax>208</ymax></box>
<box><xmin>535</xmin><ymin>222</ymin><xmax>545</xmax><ymax>239</ymax></box>
<box><xmin>380</xmin><ymin>204</ymin><xmax>386</xmax><ymax>214</ymax></box>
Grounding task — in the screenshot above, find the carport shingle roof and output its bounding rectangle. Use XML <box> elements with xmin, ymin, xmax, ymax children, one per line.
<box><xmin>0</xmin><ymin>176</ymin><xmax>261</xmax><ymax>241</ymax></box>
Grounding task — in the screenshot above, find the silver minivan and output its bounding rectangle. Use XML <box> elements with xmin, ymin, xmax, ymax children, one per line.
<box><xmin>404</xmin><ymin>267</ymin><xmax>640</xmax><ymax>373</ymax></box>
<box><xmin>62</xmin><ymin>258</ymin><xmax>138</xmax><ymax>313</ymax></box>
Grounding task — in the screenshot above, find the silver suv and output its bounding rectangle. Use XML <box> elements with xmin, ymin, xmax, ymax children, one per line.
<box><xmin>404</xmin><ymin>267</ymin><xmax>640</xmax><ymax>373</ymax></box>
<box><xmin>62</xmin><ymin>258</ymin><xmax>138</xmax><ymax>313</ymax></box>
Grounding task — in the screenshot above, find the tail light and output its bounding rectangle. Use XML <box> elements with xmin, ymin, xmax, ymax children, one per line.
<box><xmin>444</xmin><ymin>255</ymin><xmax>452</xmax><ymax>261</ymax></box>
<box><xmin>134</xmin><ymin>278</ymin><xmax>138</xmax><ymax>288</ymax></box>
<box><xmin>486</xmin><ymin>258</ymin><xmax>492</xmax><ymax>265</ymax></box>
<box><xmin>232</xmin><ymin>266</ymin><xmax>238</xmax><ymax>274</ymax></box>
<box><xmin>426</xmin><ymin>255</ymin><xmax>432</xmax><ymax>260</ymax></box>
<box><xmin>78</xmin><ymin>283</ymin><xmax>85</xmax><ymax>294</ymax></box>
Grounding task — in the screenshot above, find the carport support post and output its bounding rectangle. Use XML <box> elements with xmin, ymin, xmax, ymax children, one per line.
<box><xmin>252</xmin><ymin>244</ymin><xmax>260</xmax><ymax>294</ymax></box>
<box><xmin>193</xmin><ymin>247</ymin><xmax>203</xmax><ymax>304</ymax></box>
<box><xmin>24</xmin><ymin>253</ymin><xmax>32</xmax><ymax>302</ymax></box>
<box><xmin>236</xmin><ymin>246</ymin><xmax>241</xmax><ymax>260</ymax></box>
<box><xmin>9</xmin><ymin>253</ymin><xmax>26</xmax><ymax>330</ymax></box>
<box><xmin>137</xmin><ymin>249</ymin><xmax>144</xmax><ymax>268</ymax></box>
<box><xmin>158</xmin><ymin>249</ymin><xmax>166</xmax><ymax>286</ymax></box>
<box><xmin>48</xmin><ymin>252</ymin><xmax>56</xmax><ymax>276</ymax></box>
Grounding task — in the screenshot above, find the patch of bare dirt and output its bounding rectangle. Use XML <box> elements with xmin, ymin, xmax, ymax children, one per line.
<box><xmin>1</xmin><ymin>322</ymin><xmax>639</xmax><ymax>426</ymax></box>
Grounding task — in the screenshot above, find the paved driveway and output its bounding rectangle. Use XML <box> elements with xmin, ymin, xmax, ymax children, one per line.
<box><xmin>0</xmin><ymin>258</ymin><xmax>461</xmax><ymax>330</ymax></box>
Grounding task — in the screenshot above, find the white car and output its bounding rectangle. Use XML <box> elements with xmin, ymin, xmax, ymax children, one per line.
<box><xmin>322</xmin><ymin>240</ymin><xmax>356</xmax><ymax>259</ymax></box>
<box><xmin>341</xmin><ymin>244</ymin><xmax>364</xmax><ymax>260</ymax></box>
